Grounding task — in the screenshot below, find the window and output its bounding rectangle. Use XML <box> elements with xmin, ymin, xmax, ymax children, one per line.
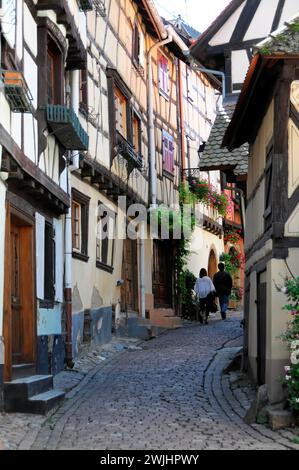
<box><xmin>47</xmin><ymin>40</ymin><xmax>63</xmax><ymax>105</ymax></box>
<box><xmin>72</xmin><ymin>201</ymin><xmax>81</xmax><ymax>251</ymax></box>
<box><xmin>264</xmin><ymin>146</ymin><xmax>273</xmax><ymax>231</ymax></box>
<box><xmin>43</xmin><ymin>222</ymin><xmax>55</xmax><ymax>305</ymax></box>
<box><xmin>72</xmin><ymin>189</ymin><xmax>90</xmax><ymax>262</ymax></box>
<box><xmin>132</xmin><ymin>23</ymin><xmax>140</xmax><ymax>65</ymax></box>
<box><xmin>158</xmin><ymin>55</ymin><xmax>169</xmax><ymax>97</ymax></box>
<box><xmin>132</xmin><ymin>112</ymin><xmax>141</xmax><ymax>155</ymax></box>
<box><xmin>79</xmin><ymin>68</ymin><xmax>88</xmax><ymax>114</ymax></box>
<box><xmin>162</xmin><ymin>130</ymin><xmax>175</xmax><ymax>175</ymax></box>
<box><xmin>96</xmin><ymin>205</ymin><xmax>116</xmax><ymax>273</ymax></box>
<box><xmin>114</xmin><ymin>86</ymin><xmax>128</xmax><ymax>139</ymax></box>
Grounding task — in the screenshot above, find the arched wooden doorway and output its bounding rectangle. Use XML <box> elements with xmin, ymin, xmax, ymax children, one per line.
<box><xmin>208</xmin><ymin>249</ymin><xmax>217</xmax><ymax>279</ymax></box>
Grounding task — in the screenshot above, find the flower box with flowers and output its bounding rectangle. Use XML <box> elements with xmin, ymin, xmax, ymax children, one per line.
<box><xmin>224</xmin><ymin>226</ymin><xmax>243</xmax><ymax>244</ymax></box>
<box><xmin>188</xmin><ymin>178</ymin><xmax>229</xmax><ymax>217</ymax></box>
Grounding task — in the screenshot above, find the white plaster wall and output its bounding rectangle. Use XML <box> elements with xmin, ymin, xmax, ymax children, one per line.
<box><xmin>248</xmin><ymin>270</ymin><xmax>257</xmax><ymax>381</ymax></box>
<box><xmin>188</xmin><ymin>226</ymin><xmax>224</xmax><ymax>278</ymax></box>
<box><xmin>23</xmin><ymin>114</ymin><xmax>38</xmax><ymax>164</ymax></box>
<box><xmin>23</xmin><ymin>49</ymin><xmax>38</xmax><ymax>109</ymax></box>
<box><xmin>279</xmin><ymin>0</ymin><xmax>299</xmax><ymax>28</ymax></box>
<box><xmin>209</xmin><ymin>2</ymin><xmax>246</xmax><ymax>46</ymax></box>
<box><xmin>266</xmin><ymin>257</ymin><xmax>296</xmax><ymax>403</ymax></box>
<box><xmin>244</xmin><ymin>0</ymin><xmax>279</xmax><ymax>41</ymax></box>
<box><xmin>231</xmin><ymin>50</ymin><xmax>249</xmax><ymax>86</ymax></box>
<box><xmin>288</xmin><ymin>118</ymin><xmax>299</xmax><ymax>198</ymax></box>
<box><xmin>23</xmin><ymin>2</ymin><xmax>37</xmax><ymax>57</ymax></box>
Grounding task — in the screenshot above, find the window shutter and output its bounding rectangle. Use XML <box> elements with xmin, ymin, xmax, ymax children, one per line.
<box><xmin>139</xmin><ymin>33</ymin><xmax>144</xmax><ymax>67</ymax></box>
<box><xmin>44</xmin><ymin>223</ymin><xmax>55</xmax><ymax>302</ymax></box>
<box><xmin>54</xmin><ymin>218</ymin><xmax>64</xmax><ymax>303</ymax></box>
<box><xmin>163</xmin><ymin>131</ymin><xmax>174</xmax><ymax>174</ymax></box>
<box><xmin>36</xmin><ymin>212</ymin><xmax>45</xmax><ymax>300</ymax></box>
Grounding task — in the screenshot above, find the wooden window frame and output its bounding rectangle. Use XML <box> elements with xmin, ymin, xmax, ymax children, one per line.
<box><xmin>96</xmin><ymin>205</ymin><xmax>116</xmax><ymax>274</ymax></box>
<box><xmin>47</xmin><ymin>37</ymin><xmax>64</xmax><ymax>105</ymax></box>
<box><xmin>37</xmin><ymin>20</ymin><xmax>66</xmax><ymax>108</ymax></box>
<box><xmin>72</xmin><ymin>189</ymin><xmax>90</xmax><ymax>262</ymax></box>
<box><xmin>39</xmin><ymin>221</ymin><xmax>55</xmax><ymax>309</ymax></box>
<box><xmin>132</xmin><ymin>22</ymin><xmax>141</xmax><ymax>66</ymax></box>
<box><xmin>263</xmin><ymin>144</ymin><xmax>273</xmax><ymax>232</ymax></box>
<box><xmin>79</xmin><ymin>68</ymin><xmax>88</xmax><ymax>116</ymax></box>
<box><xmin>158</xmin><ymin>54</ymin><xmax>170</xmax><ymax>99</ymax></box>
<box><xmin>132</xmin><ymin>110</ymin><xmax>142</xmax><ymax>156</ymax></box>
<box><xmin>162</xmin><ymin>130</ymin><xmax>175</xmax><ymax>177</ymax></box>
<box><xmin>106</xmin><ymin>68</ymin><xmax>132</xmax><ymax>162</ymax></box>
<box><xmin>114</xmin><ymin>86</ymin><xmax>128</xmax><ymax>139</ymax></box>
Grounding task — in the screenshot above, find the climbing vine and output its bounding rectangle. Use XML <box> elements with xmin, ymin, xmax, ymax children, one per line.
<box><xmin>281</xmin><ymin>278</ymin><xmax>299</xmax><ymax>415</ymax></box>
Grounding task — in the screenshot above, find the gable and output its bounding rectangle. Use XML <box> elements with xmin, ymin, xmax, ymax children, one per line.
<box><xmin>191</xmin><ymin>0</ymin><xmax>299</xmax><ymax>64</ymax></box>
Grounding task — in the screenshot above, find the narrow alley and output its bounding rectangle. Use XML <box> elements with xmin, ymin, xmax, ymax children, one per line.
<box><xmin>1</xmin><ymin>313</ymin><xmax>298</xmax><ymax>451</ymax></box>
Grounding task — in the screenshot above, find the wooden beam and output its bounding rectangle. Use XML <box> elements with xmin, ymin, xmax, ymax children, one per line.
<box><xmin>0</xmin><ymin>123</ymin><xmax>70</xmax><ymax>209</ymax></box>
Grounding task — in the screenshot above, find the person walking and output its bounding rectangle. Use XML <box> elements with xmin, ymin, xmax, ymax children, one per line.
<box><xmin>194</xmin><ymin>268</ymin><xmax>216</xmax><ymax>325</ymax></box>
<box><xmin>213</xmin><ymin>263</ymin><xmax>233</xmax><ymax>320</ymax></box>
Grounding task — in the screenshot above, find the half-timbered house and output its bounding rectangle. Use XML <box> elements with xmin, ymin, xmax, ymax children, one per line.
<box><xmin>0</xmin><ymin>0</ymin><xmax>88</xmax><ymax>412</ymax></box>
<box><xmin>223</xmin><ymin>15</ymin><xmax>299</xmax><ymax>403</ymax></box>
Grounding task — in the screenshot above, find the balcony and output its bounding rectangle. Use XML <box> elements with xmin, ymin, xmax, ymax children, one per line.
<box><xmin>116</xmin><ymin>132</ymin><xmax>143</xmax><ymax>170</ymax></box>
<box><xmin>2</xmin><ymin>71</ymin><xmax>33</xmax><ymax>113</ymax></box>
<box><xmin>46</xmin><ymin>105</ymin><xmax>89</xmax><ymax>151</ymax></box>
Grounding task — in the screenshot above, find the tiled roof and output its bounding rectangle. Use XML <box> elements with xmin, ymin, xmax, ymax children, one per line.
<box><xmin>200</xmin><ymin>97</ymin><xmax>248</xmax><ymax>176</ymax></box>
<box><xmin>254</xmin><ymin>14</ymin><xmax>299</xmax><ymax>56</ymax></box>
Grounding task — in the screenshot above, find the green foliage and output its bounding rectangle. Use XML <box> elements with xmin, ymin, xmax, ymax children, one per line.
<box><xmin>219</xmin><ymin>248</ymin><xmax>244</xmax><ymax>278</ymax></box>
<box><xmin>281</xmin><ymin>278</ymin><xmax>299</xmax><ymax>414</ymax></box>
<box><xmin>230</xmin><ymin>286</ymin><xmax>243</xmax><ymax>301</ymax></box>
<box><xmin>289</xmin><ymin>21</ymin><xmax>299</xmax><ymax>33</ymax></box>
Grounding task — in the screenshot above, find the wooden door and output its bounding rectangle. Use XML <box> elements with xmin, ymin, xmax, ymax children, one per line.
<box><xmin>153</xmin><ymin>241</ymin><xmax>172</xmax><ymax>308</ymax></box>
<box><xmin>257</xmin><ymin>272</ymin><xmax>267</xmax><ymax>385</ymax></box>
<box><xmin>11</xmin><ymin>224</ymin><xmax>23</xmax><ymax>363</ymax></box>
<box><xmin>4</xmin><ymin>205</ymin><xmax>36</xmax><ymax>380</ymax></box>
<box><xmin>121</xmin><ymin>239</ymin><xmax>138</xmax><ymax>312</ymax></box>
<box><xmin>208</xmin><ymin>249</ymin><xmax>217</xmax><ymax>279</ymax></box>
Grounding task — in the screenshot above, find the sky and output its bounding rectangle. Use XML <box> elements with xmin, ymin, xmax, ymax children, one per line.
<box><xmin>154</xmin><ymin>0</ymin><xmax>232</xmax><ymax>34</ymax></box>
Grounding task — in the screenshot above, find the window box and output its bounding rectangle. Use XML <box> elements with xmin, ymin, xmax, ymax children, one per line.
<box><xmin>116</xmin><ymin>131</ymin><xmax>143</xmax><ymax>169</ymax></box>
<box><xmin>46</xmin><ymin>105</ymin><xmax>89</xmax><ymax>150</ymax></box>
<box><xmin>3</xmin><ymin>70</ymin><xmax>33</xmax><ymax>113</ymax></box>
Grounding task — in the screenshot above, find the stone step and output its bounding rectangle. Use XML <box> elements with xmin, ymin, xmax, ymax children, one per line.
<box><xmin>28</xmin><ymin>390</ymin><xmax>65</xmax><ymax>415</ymax></box>
<box><xmin>4</xmin><ymin>375</ymin><xmax>53</xmax><ymax>400</ymax></box>
<box><xmin>150</xmin><ymin>313</ymin><xmax>182</xmax><ymax>329</ymax></box>
<box><xmin>12</xmin><ymin>363</ymin><xmax>36</xmax><ymax>380</ymax></box>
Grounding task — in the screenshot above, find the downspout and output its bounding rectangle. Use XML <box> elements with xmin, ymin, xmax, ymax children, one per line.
<box><xmin>178</xmin><ymin>60</ymin><xmax>186</xmax><ymax>181</ymax></box>
<box><xmin>64</xmin><ymin>70</ymin><xmax>80</xmax><ymax>368</ymax></box>
<box><xmin>147</xmin><ymin>33</ymin><xmax>172</xmax><ymax>208</ymax></box>
<box><xmin>187</xmin><ymin>57</ymin><xmax>226</xmax><ymax>101</ymax></box>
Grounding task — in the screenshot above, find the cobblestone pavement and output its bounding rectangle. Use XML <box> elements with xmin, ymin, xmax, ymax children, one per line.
<box><xmin>1</xmin><ymin>312</ymin><xmax>299</xmax><ymax>450</ymax></box>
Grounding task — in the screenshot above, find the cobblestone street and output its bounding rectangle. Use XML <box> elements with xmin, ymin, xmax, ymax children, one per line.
<box><xmin>1</xmin><ymin>312</ymin><xmax>299</xmax><ymax>450</ymax></box>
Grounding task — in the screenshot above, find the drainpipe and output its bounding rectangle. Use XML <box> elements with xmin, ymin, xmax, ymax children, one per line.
<box><xmin>178</xmin><ymin>60</ymin><xmax>186</xmax><ymax>181</ymax></box>
<box><xmin>64</xmin><ymin>70</ymin><xmax>80</xmax><ymax>368</ymax></box>
<box><xmin>186</xmin><ymin>55</ymin><xmax>226</xmax><ymax>101</ymax></box>
<box><xmin>139</xmin><ymin>221</ymin><xmax>146</xmax><ymax>319</ymax></box>
<box><xmin>147</xmin><ymin>33</ymin><xmax>172</xmax><ymax>208</ymax></box>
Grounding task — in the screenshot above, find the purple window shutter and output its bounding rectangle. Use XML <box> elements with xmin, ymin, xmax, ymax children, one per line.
<box><xmin>163</xmin><ymin>131</ymin><xmax>174</xmax><ymax>174</ymax></box>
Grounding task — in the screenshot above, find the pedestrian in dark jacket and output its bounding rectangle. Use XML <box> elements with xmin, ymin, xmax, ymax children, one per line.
<box><xmin>213</xmin><ymin>263</ymin><xmax>233</xmax><ymax>320</ymax></box>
